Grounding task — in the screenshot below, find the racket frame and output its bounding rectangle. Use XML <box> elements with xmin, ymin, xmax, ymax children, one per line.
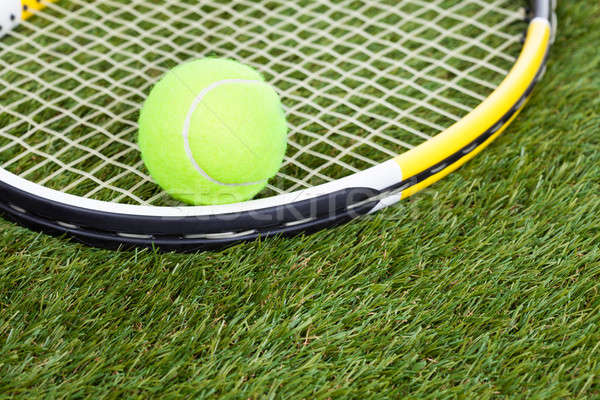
<box><xmin>0</xmin><ymin>0</ymin><xmax>556</xmax><ymax>251</ymax></box>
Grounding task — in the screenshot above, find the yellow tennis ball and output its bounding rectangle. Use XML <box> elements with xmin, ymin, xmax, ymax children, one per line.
<box><xmin>138</xmin><ymin>58</ymin><xmax>288</xmax><ymax>205</ymax></box>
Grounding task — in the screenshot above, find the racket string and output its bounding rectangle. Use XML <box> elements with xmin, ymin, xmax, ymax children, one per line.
<box><xmin>0</xmin><ymin>0</ymin><xmax>526</xmax><ymax>205</ymax></box>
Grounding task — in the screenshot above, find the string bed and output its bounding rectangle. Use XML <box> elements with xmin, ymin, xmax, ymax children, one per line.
<box><xmin>0</xmin><ymin>0</ymin><xmax>525</xmax><ymax>206</ymax></box>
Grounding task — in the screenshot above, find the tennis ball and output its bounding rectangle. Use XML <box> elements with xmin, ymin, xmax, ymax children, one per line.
<box><xmin>138</xmin><ymin>58</ymin><xmax>288</xmax><ymax>205</ymax></box>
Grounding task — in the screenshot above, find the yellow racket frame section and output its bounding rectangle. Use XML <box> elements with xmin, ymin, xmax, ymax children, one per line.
<box><xmin>22</xmin><ymin>0</ymin><xmax>56</xmax><ymax>20</ymax></box>
<box><xmin>394</xmin><ymin>18</ymin><xmax>551</xmax><ymax>199</ymax></box>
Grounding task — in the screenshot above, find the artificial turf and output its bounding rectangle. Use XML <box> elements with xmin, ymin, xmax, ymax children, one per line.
<box><xmin>1</xmin><ymin>1</ymin><xmax>599</xmax><ymax>398</ymax></box>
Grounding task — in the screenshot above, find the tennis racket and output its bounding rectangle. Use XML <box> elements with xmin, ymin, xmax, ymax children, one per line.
<box><xmin>0</xmin><ymin>0</ymin><xmax>557</xmax><ymax>251</ymax></box>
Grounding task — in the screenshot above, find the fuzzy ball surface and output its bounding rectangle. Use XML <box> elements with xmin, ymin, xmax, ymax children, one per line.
<box><xmin>138</xmin><ymin>58</ymin><xmax>288</xmax><ymax>205</ymax></box>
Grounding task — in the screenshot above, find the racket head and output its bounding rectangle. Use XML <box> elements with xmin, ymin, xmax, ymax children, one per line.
<box><xmin>0</xmin><ymin>0</ymin><xmax>556</xmax><ymax>251</ymax></box>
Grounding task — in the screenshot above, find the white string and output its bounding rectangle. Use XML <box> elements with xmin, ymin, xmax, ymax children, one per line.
<box><xmin>0</xmin><ymin>0</ymin><xmax>525</xmax><ymax>205</ymax></box>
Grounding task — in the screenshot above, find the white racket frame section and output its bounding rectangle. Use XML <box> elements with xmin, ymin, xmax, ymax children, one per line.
<box><xmin>0</xmin><ymin>160</ymin><xmax>403</xmax><ymax>217</ymax></box>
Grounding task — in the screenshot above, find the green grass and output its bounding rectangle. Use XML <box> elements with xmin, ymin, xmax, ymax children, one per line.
<box><xmin>1</xmin><ymin>1</ymin><xmax>600</xmax><ymax>398</ymax></box>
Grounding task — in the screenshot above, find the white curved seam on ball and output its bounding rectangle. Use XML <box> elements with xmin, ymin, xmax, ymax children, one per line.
<box><xmin>182</xmin><ymin>79</ymin><xmax>270</xmax><ymax>187</ymax></box>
